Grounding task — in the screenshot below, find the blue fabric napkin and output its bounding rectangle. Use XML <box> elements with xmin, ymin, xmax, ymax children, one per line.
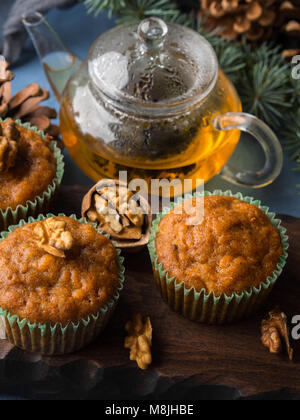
<box><xmin>0</xmin><ymin>0</ymin><xmax>78</xmax><ymax>64</ymax></box>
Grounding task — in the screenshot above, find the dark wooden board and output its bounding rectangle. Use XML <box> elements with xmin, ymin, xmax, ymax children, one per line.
<box><xmin>0</xmin><ymin>185</ymin><xmax>299</xmax><ymax>400</ymax></box>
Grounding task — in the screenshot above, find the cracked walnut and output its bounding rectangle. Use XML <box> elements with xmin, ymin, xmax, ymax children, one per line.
<box><xmin>34</xmin><ymin>217</ymin><xmax>74</xmax><ymax>258</ymax></box>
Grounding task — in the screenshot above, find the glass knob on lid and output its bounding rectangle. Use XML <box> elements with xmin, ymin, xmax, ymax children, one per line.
<box><xmin>138</xmin><ymin>17</ymin><xmax>168</xmax><ymax>50</ymax></box>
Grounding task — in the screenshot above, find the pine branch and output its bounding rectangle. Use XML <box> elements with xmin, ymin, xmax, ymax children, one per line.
<box><xmin>84</xmin><ymin>0</ymin><xmax>125</xmax><ymax>17</ymax></box>
<box><xmin>197</xmin><ymin>23</ymin><xmax>246</xmax><ymax>84</ymax></box>
<box><xmin>235</xmin><ymin>43</ymin><xmax>293</xmax><ymax>129</ymax></box>
<box><xmin>118</xmin><ymin>0</ymin><xmax>181</xmax><ymax>22</ymax></box>
<box><xmin>196</xmin><ymin>32</ymin><xmax>294</xmax><ymax>129</ymax></box>
<box><xmin>281</xmin><ymin>109</ymin><xmax>300</xmax><ymax>162</ymax></box>
<box><xmin>84</xmin><ymin>0</ymin><xmax>181</xmax><ymax>21</ymax></box>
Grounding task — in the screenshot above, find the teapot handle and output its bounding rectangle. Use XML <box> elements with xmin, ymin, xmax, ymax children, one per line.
<box><xmin>212</xmin><ymin>112</ymin><xmax>283</xmax><ymax>188</ymax></box>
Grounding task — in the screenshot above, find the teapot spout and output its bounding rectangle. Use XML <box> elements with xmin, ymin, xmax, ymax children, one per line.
<box><xmin>22</xmin><ymin>12</ymin><xmax>83</xmax><ymax>102</ymax></box>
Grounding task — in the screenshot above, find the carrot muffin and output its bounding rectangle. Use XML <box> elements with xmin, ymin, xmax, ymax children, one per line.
<box><xmin>149</xmin><ymin>192</ymin><xmax>288</xmax><ymax>324</ymax></box>
<box><xmin>0</xmin><ymin>119</ymin><xmax>57</xmax><ymax>211</ymax></box>
<box><xmin>0</xmin><ymin>216</ymin><xmax>120</xmax><ymax>326</ymax></box>
<box><xmin>155</xmin><ymin>195</ymin><xmax>283</xmax><ymax>297</ymax></box>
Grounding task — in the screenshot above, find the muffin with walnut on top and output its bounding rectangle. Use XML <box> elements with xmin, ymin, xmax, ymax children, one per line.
<box><xmin>0</xmin><ymin>215</ymin><xmax>125</xmax><ymax>355</ymax></box>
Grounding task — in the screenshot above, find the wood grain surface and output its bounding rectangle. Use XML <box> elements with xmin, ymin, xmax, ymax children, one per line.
<box><xmin>0</xmin><ymin>185</ymin><xmax>299</xmax><ymax>400</ymax></box>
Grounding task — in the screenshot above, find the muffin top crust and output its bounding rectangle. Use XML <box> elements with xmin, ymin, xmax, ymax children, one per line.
<box><xmin>155</xmin><ymin>195</ymin><xmax>283</xmax><ymax>296</ymax></box>
<box><xmin>0</xmin><ymin>217</ymin><xmax>120</xmax><ymax>326</ymax></box>
<box><xmin>0</xmin><ymin>120</ymin><xmax>57</xmax><ymax>211</ymax></box>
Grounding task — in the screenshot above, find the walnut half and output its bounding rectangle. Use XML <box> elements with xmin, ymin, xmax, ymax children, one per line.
<box><xmin>0</xmin><ymin>120</ymin><xmax>20</xmax><ymax>173</ymax></box>
<box><xmin>125</xmin><ymin>314</ymin><xmax>153</xmax><ymax>370</ymax></box>
<box><xmin>261</xmin><ymin>307</ymin><xmax>294</xmax><ymax>361</ymax></box>
<box><xmin>34</xmin><ymin>218</ymin><xmax>74</xmax><ymax>258</ymax></box>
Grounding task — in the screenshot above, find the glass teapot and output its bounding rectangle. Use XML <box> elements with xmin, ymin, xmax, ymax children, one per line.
<box><xmin>23</xmin><ymin>13</ymin><xmax>283</xmax><ymax>189</ymax></box>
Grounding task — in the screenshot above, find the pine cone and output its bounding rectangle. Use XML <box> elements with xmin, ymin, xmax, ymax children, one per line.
<box><xmin>0</xmin><ymin>59</ymin><xmax>61</xmax><ymax>142</ymax></box>
<box><xmin>199</xmin><ymin>0</ymin><xmax>300</xmax><ymax>50</ymax></box>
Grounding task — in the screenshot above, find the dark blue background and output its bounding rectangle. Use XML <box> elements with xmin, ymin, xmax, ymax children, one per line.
<box><xmin>0</xmin><ymin>0</ymin><xmax>299</xmax><ymax>401</ymax></box>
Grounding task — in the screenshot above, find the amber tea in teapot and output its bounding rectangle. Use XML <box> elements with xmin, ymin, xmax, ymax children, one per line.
<box><xmin>60</xmin><ymin>70</ymin><xmax>241</xmax><ymax>185</ymax></box>
<box><xmin>24</xmin><ymin>14</ymin><xmax>283</xmax><ymax>190</ymax></box>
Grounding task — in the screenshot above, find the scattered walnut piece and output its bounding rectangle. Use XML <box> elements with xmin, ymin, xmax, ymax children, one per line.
<box><xmin>261</xmin><ymin>307</ymin><xmax>294</xmax><ymax>361</ymax></box>
<box><xmin>125</xmin><ymin>314</ymin><xmax>153</xmax><ymax>370</ymax></box>
<box><xmin>34</xmin><ymin>218</ymin><xmax>74</xmax><ymax>258</ymax></box>
<box><xmin>0</xmin><ymin>120</ymin><xmax>19</xmax><ymax>173</ymax></box>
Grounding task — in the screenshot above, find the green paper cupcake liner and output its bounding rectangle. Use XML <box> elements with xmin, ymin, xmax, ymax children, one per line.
<box><xmin>148</xmin><ymin>190</ymin><xmax>289</xmax><ymax>325</ymax></box>
<box><xmin>0</xmin><ymin>214</ymin><xmax>125</xmax><ymax>355</ymax></box>
<box><xmin>0</xmin><ymin>119</ymin><xmax>64</xmax><ymax>232</ymax></box>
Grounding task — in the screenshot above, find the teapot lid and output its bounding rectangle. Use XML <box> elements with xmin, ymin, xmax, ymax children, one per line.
<box><xmin>88</xmin><ymin>18</ymin><xmax>218</xmax><ymax>113</ymax></box>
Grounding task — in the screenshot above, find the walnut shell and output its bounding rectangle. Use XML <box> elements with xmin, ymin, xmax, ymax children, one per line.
<box><xmin>82</xmin><ymin>179</ymin><xmax>152</xmax><ymax>253</ymax></box>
